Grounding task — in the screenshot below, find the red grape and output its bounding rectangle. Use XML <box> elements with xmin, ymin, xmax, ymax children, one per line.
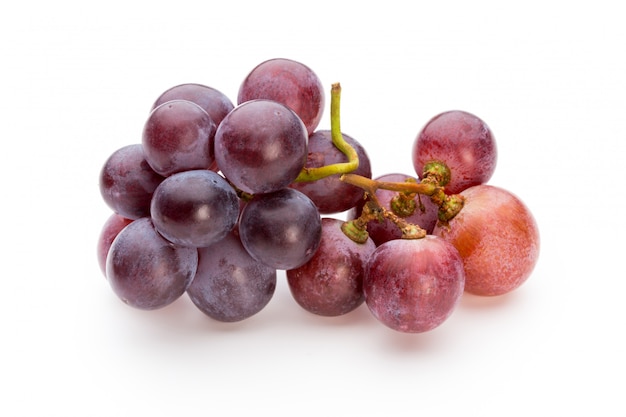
<box><xmin>364</xmin><ymin>236</ymin><xmax>465</xmax><ymax>333</ymax></box>
<box><xmin>238</xmin><ymin>58</ymin><xmax>324</xmax><ymax>135</ymax></box>
<box><xmin>289</xmin><ymin>130</ymin><xmax>372</xmax><ymax>214</ymax></box>
<box><xmin>99</xmin><ymin>144</ymin><xmax>164</xmax><ymax>219</ymax></box>
<box><xmin>286</xmin><ymin>218</ymin><xmax>376</xmax><ymax>317</ymax></box>
<box><xmin>151</xmin><ymin>83</ymin><xmax>234</xmax><ymax>128</ymax></box>
<box><xmin>187</xmin><ymin>231</ymin><xmax>276</xmax><ymax>322</ymax></box>
<box><xmin>106</xmin><ymin>218</ymin><xmax>198</xmax><ymax>310</ymax></box>
<box><xmin>433</xmin><ymin>184</ymin><xmax>540</xmax><ymax>296</ymax></box>
<box><xmin>412</xmin><ymin>110</ymin><xmax>497</xmax><ymax>194</ymax></box>
<box><xmin>96</xmin><ymin>213</ymin><xmax>133</xmax><ymax>277</ymax></box>
<box><xmin>238</xmin><ymin>188</ymin><xmax>322</xmax><ymax>270</ymax></box>
<box><xmin>142</xmin><ymin>99</ymin><xmax>216</xmax><ymax>177</ymax></box>
<box><xmin>214</xmin><ymin>99</ymin><xmax>308</xmax><ymax>195</ymax></box>
<box><xmin>150</xmin><ymin>169</ymin><xmax>240</xmax><ymax>248</ymax></box>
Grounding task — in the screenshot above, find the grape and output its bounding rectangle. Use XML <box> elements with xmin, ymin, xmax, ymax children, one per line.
<box><xmin>286</xmin><ymin>218</ymin><xmax>376</xmax><ymax>317</ymax></box>
<box><xmin>238</xmin><ymin>188</ymin><xmax>322</xmax><ymax>270</ymax></box>
<box><xmin>151</xmin><ymin>83</ymin><xmax>234</xmax><ymax>128</ymax></box>
<box><xmin>214</xmin><ymin>99</ymin><xmax>308</xmax><ymax>194</ymax></box>
<box><xmin>142</xmin><ymin>99</ymin><xmax>216</xmax><ymax>177</ymax></box>
<box><xmin>363</xmin><ymin>236</ymin><xmax>465</xmax><ymax>333</ymax></box>
<box><xmin>106</xmin><ymin>217</ymin><xmax>198</xmax><ymax>310</ymax></box>
<box><xmin>289</xmin><ymin>130</ymin><xmax>372</xmax><ymax>214</ymax></box>
<box><xmin>96</xmin><ymin>213</ymin><xmax>133</xmax><ymax>277</ymax></box>
<box><xmin>99</xmin><ymin>144</ymin><xmax>165</xmax><ymax>219</ymax></box>
<box><xmin>412</xmin><ymin>110</ymin><xmax>497</xmax><ymax>194</ymax></box>
<box><xmin>187</xmin><ymin>231</ymin><xmax>276</xmax><ymax>322</ymax></box>
<box><xmin>150</xmin><ymin>169</ymin><xmax>240</xmax><ymax>248</ymax></box>
<box><xmin>237</xmin><ymin>58</ymin><xmax>324</xmax><ymax>135</ymax></box>
<box><xmin>348</xmin><ymin>173</ymin><xmax>440</xmax><ymax>245</ymax></box>
<box><xmin>433</xmin><ymin>184</ymin><xmax>540</xmax><ymax>296</ymax></box>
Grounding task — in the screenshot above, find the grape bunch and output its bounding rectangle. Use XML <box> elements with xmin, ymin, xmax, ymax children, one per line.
<box><xmin>97</xmin><ymin>58</ymin><xmax>540</xmax><ymax>333</ymax></box>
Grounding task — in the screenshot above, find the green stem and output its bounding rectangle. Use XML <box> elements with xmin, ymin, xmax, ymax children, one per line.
<box><xmin>294</xmin><ymin>83</ymin><xmax>360</xmax><ymax>182</ymax></box>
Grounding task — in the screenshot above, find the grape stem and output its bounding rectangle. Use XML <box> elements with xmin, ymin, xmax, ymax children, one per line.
<box><xmin>294</xmin><ymin>83</ymin><xmax>360</xmax><ymax>182</ymax></box>
<box><xmin>289</xmin><ymin>82</ymin><xmax>465</xmax><ymax>243</ymax></box>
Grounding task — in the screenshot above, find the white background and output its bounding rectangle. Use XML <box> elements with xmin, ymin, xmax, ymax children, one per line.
<box><xmin>2</xmin><ymin>1</ymin><xmax>624</xmax><ymax>415</ymax></box>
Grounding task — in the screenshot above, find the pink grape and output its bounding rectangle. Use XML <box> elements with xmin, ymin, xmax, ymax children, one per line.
<box><xmin>187</xmin><ymin>231</ymin><xmax>276</xmax><ymax>322</ymax></box>
<box><xmin>289</xmin><ymin>130</ymin><xmax>372</xmax><ymax>214</ymax></box>
<box><xmin>214</xmin><ymin>99</ymin><xmax>308</xmax><ymax>194</ymax></box>
<box><xmin>142</xmin><ymin>99</ymin><xmax>216</xmax><ymax>177</ymax></box>
<box><xmin>286</xmin><ymin>218</ymin><xmax>376</xmax><ymax>317</ymax></box>
<box><xmin>99</xmin><ymin>144</ymin><xmax>165</xmax><ymax>219</ymax></box>
<box><xmin>106</xmin><ymin>218</ymin><xmax>198</xmax><ymax>310</ymax></box>
<box><xmin>237</xmin><ymin>58</ymin><xmax>324</xmax><ymax>135</ymax></box>
<box><xmin>412</xmin><ymin>110</ymin><xmax>497</xmax><ymax>194</ymax></box>
<box><xmin>364</xmin><ymin>236</ymin><xmax>465</xmax><ymax>333</ymax></box>
<box><xmin>433</xmin><ymin>184</ymin><xmax>540</xmax><ymax>296</ymax></box>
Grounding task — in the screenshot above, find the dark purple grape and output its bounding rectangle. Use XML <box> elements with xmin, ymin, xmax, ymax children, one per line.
<box><xmin>239</xmin><ymin>188</ymin><xmax>322</xmax><ymax>270</ymax></box>
<box><xmin>364</xmin><ymin>236</ymin><xmax>465</xmax><ymax>333</ymax></box>
<box><xmin>142</xmin><ymin>99</ymin><xmax>216</xmax><ymax>177</ymax></box>
<box><xmin>237</xmin><ymin>58</ymin><xmax>324</xmax><ymax>135</ymax></box>
<box><xmin>150</xmin><ymin>169</ymin><xmax>239</xmax><ymax>248</ymax></box>
<box><xmin>412</xmin><ymin>110</ymin><xmax>497</xmax><ymax>194</ymax></box>
<box><xmin>214</xmin><ymin>99</ymin><xmax>308</xmax><ymax>194</ymax></box>
<box><xmin>348</xmin><ymin>173</ymin><xmax>439</xmax><ymax>245</ymax></box>
<box><xmin>97</xmin><ymin>213</ymin><xmax>133</xmax><ymax>277</ymax></box>
<box><xmin>106</xmin><ymin>217</ymin><xmax>198</xmax><ymax>310</ymax></box>
<box><xmin>287</xmin><ymin>218</ymin><xmax>376</xmax><ymax>317</ymax></box>
<box><xmin>151</xmin><ymin>83</ymin><xmax>234</xmax><ymax>128</ymax></box>
<box><xmin>187</xmin><ymin>231</ymin><xmax>276</xmax><ymax>322</ymax></box>
<box><xmin>289</xmin><ymin>130</ymin><xmax>372</xmax><ymax>214</ymax></box>
<box><xmin>99</xmin><ymin>144</ymin><xmax>164</xmax><ymax>219</ymax></box>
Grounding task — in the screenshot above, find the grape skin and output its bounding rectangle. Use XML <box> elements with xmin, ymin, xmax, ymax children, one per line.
<box><xmin>187</xmin><ymin>231</ymin><xmax>276</xmax><ymax>322</ymax></box>
<box><xmin>237</xmin><ymin>58</ymin><xmax>325</xmax><ymax>135</ymax></box>
<box><xmin>433</xmin><ymin>184</ymin><xmax>540</xmax><ymax>296</ymax></box>
<box><xmin>238</xmin><ymin>188</ymin><xmax>322</xmax><ymax>270</ymax></box>
<box><xmin>412</xmin><ymin>110</ymin><xmax>497</xmax><ymax>194</ymax></box>
<box><xmin>150</xmin><ymin>169</ymin><xmax>239</xmax><ymax>248</ymax></box>
<box><xmin>364</xmin><ymin>236</ymin><xmax>465</xmax><ymax>333</ymax></box>
<box><xmin>151</xmin><ymin>83</ymin><xmax>234</xmax><ymax>128</ymax></box>
<box><xmin>286</xmin><ymin>218</ymin><xmax>376</xmax><ymax>317</ymax></box>
<box><xmin>106</xmin><ymin>217</ymin><xmax>198</xmax><ymax>310</ymax></box>
<box><xmin>289</xmin><ymin>130</ymin><xmax>372</xmax><ymax>214</ymax></box>
<box><xmin>214</xmin><ymin>99</ymin><xmax>308</xmax><ymax>194</ymax></box>
<box><xmin>99</xmin><ymin>144</ymin><xmax>165</xmax><ymax>219</ymax></box>
<box><xmin>142</xmin><ymin>99</ymin><xmax>216</xmax><ymax>177</ymax></box>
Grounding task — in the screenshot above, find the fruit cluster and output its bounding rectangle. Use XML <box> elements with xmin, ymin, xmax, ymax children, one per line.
<box><xmin>97</xmin><ymin>58</ymin><xmax>540</xmax><ymax>333</ymax></box>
